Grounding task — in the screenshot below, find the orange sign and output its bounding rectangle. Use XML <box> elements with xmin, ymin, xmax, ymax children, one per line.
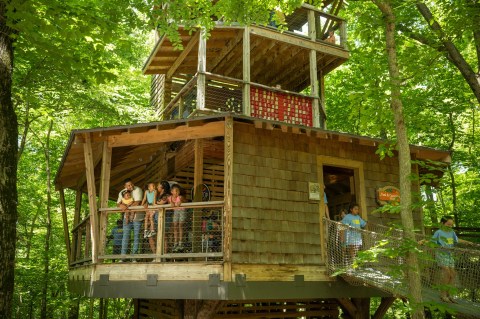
<box><xmin>377</xmin><ymin>186</ymin><xmax>400</xmax><ymax>205</ymax></box>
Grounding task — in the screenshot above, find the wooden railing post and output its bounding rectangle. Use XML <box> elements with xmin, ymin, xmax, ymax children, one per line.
<box><xmin>83</xmin><ymin>133</ymin><xmax>99</xmax><ymax>263</ymax></box>
<box><xmin>197</xmin><ymin>28</ymin><xmax>207</xmax><ymax>111</ymax></box>
<box><xmin>340</xmin><ymin>20</ymin><xmax>347</xmax><ymax>49</ymax></box>
<box><xmin>243</xmin><ymin>27</ymin><xmax>251</xmax><ymax>116</ymax></box>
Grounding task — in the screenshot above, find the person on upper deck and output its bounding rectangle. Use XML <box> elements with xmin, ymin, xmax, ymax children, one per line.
<box><xmin>326</xmin><ymin>29</ymin><xmax>336</xmax><ymax>44</ymax></box>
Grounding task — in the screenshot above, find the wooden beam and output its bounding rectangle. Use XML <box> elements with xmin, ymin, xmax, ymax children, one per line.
<box><xmin>243</xmin><ymin>27</ymin><xmax>251</xmax><ymax>116</ymax></box>
<box><xmin>98</xmin><ymin>142</ymin><xmax>112</xmax><ymax>257</ymax></box>
<box><xmin>142</xmin><ymin>34</ymin><xmax>167</xmax><ymax>74</ymax></box>
<box><xmin>71</xmin><ymin>189</ymin><xmax>83</xmax><ymax>263</ymax></box>
<box><xmin>83</xmin><ymin>133</ymin><xmax>99</xmax><ymax>263</ymax></box>
<box><xmin>193</xmin><ymin>139</ymin><xmax>204</xmax><ymax>202</ymax></box>
<box><xmin>223</xmin><ymin>116</ymin><xmax>233</xmax><ymax>282</ymax></box>
<box><xmin>59</xmin><ymin>188</ymin><xmax>72</xmax><ymax>265</ymax></box>
<box><xmin>167</xmin><ymin>31</ymin><xmax>200</xmax><ymax>79</ymax></box>
<box><xmin>336</xmin><ymin>298</ymin><xmax>357</xmax><ymax>318</ymax></box>
<box><xmin>250</xmin><ymin>26</ymin><xmax>349</xmax><ymax>58</ymax></box>
<box><xmin>107</xmin><ymin>121</ymin><xmax>225</xmax><ymax>148</ymax></box>
<box><xmin>99</xmin><ymin>141</ymin><xmax>112</xmax><ymax>209</ymax></box>
<box><xmin>197</xmin><ymin>28</ymin><xmax>207</xmax><ymax>111</ymax></box>
<box><xmin>208</xmin><ymin>31</ymin><xmax>243</xmax><ymax>73</ymax></box>
<box><xmin>372</xmin><ymin>297</ymin><xmax>396</xmax><ymax>319</ymax></box>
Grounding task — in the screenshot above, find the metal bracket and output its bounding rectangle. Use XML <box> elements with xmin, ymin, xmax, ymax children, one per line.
<box><xmin>99</xmin><ymin>274</ymin><xmax>110</xmax><ymax>286</ymax></box>
<box><xmin>147</xmin><ymin>274</ymin><xmax>158</xmax><ymax>286</ymax></box>
<box><xmin>209</xmin><ymin>273</ymin><xmax>221</xmax><ymax>287</ymax></box>
<box><xmin>235</xmin><ymin>274</ymin><xmax>247</xmax><ymax>287</ymax></box>
<box><xmin>294</xmin><ymin>275</ymin><xmax>304</xmax><ymax>287</ymax></box>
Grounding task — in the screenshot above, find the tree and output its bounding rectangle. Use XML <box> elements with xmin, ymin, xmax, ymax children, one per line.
<box><xmin>0</xmin><ymin>1</ymin><xmax>18</xmax><ymax>317</ymax></box>
<box><xmin>371</xmin><ymin>1</ymin><xmax>424</xmax><ymax>317</ymax></box>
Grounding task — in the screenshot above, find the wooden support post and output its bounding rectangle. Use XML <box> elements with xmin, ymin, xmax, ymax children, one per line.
<box><xmin>193</xmin><ymin>139</ymin><xmax>204</xmax><ymax>252</ymax></box>
<box><xmin>83</xmin><ymin>133</ymin><xmax>99</xmax><ymax>263</ymax></box>
<box><xmin>72</xmin><ymin>189</ymin><xmax>83</xmax><ymax>262</ymax></box>
<box><xmin>98</xmin><ymin>142</ymin><xmax>112</xmax><ymax>257</ymax></box>
<box><xmin>308</xmin><ymin>10</ymin><xmax>321</xmax><ymax>128</ymax></box>
<box><xmin>243</xmin><ymin>27</ymin><xmax>251</xmax><ymax>116</ymax></box>
<box><xmin>197</xmin><ymin>28</ymin><xmax>207</xmax><ymax>111</ymax></box>
<box><xmin>194</xmin><ymin>139</ymin><xmax>204</xmax><ymax>202</ymax></box>
<box><xmin>319</xmin><ymin>71</ymin><xmax>326</xmax><ymax>128</ymax></box>
<box><xmin>372</xmin><ymin>297</ymin><xmax>396</xmax><ymax>319</ymax></box>
<box><xmin>337</xmin><ymin>298</ymin><xmax>358</xmax><ymax>319</ymax></box>
<box><xmin>340</xmin><ymin>19</ymin><xmax>347</xmax><ymax>49</ymax></box>
<box><xmin>223</xmin><ymin>116</ymin><xmax>234</xmax><ymax>282</ymax></box>
<box><xmin>317</xmin><ymin>159</ymin><xmax>327</xmax><ymax>263</ymax></box>
<box><xmin>178</xmin><ymin>96</ymin><xmax>184</xmax><ymax>119</ymax></box>
<box><xmin>155</xmin><ymin>208</ymin><xmax>164</xmax><ymax>260</ymax></box>
<box><xmin>59</xmin><ymin>188</ymin><xmax>72</xmax><ymax>265</ymax></box>
<box><xmin>353</xmin><ymin>298</ymin><xmax>370</xmax><ymax>319</ymax></box>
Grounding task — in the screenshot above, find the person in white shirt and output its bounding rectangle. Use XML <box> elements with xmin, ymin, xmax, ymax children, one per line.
<box><xmin>117</xmin><ymin>178</ymin><xmax>144</xmax><ymax>261</ymax></box>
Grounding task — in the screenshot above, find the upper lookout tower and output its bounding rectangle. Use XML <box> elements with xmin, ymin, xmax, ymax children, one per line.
<box><xmin>143</xmin><ymin>2</ymin><xmax>349</xmax><ymax>129</ymax></box>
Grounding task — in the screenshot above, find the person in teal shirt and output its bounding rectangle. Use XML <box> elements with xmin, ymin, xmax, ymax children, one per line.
<box><xmin>432</xmin><ymin>216</ymin><xmax>473</xmax><ymax>303</ymax></box>
<box><xmin>341</xmin><ymin>203</ymin><xmax>367</xmax><ymax>266</ymax></box>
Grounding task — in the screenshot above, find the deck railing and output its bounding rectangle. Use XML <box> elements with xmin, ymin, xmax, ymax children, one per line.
<box><xmin>96</xmin><ymin>201</ymin><xmax>224</xmax><ymax>263</ymax></box>
<box><xmin>280</xmin><ymin>4</ymin><xmax>347</xmax><ymax>49</ymax></box>
<box><xmin>70</xmin><ymin>215</ymin><xmax>92</xmax><ymax>266</ymax></box>
<box><xmin>163</xmin><ymin>73</ymin><xmax>316</xmax><ymax>127</ymax></box>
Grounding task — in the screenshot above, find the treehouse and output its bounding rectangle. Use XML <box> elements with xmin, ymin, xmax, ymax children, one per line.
<box><xmin>55</xmin><ymin>3</ymin><xmax>454</xmax><ymax>318</ymax></box>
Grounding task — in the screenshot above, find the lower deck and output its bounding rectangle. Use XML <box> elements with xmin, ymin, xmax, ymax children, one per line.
<box><xmin>68</xmin><ymin>262</ymin><xmax>386</xmax><ymax>300</ymax></box>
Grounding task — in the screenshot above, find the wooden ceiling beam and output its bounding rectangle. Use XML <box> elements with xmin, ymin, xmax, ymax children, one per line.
<box><xmin>108</xmin><ymin>121</ymin><xmax>225</xmax><ymax>148</ymax></box>
<box><xmin>264</xmin><ymin>49</ymin><xmax>307</xmax><ymax>88</ymax></box>
<box><xmin>208</xmin><ymin>31</ymin><xmax>243</xmax><ymax>73</ymax></box>
<box><xmin>167</xmin><ymin>31</ymin><xmax>200</xmax><ymax>79</ymax></box>
<box><xmin>260</xmin><ymin>46</ymin><xmax>305</xmax><ymax>86</ymax></box>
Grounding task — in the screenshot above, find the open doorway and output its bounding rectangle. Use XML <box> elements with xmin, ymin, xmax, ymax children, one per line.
<box><xmin>323</xmin><ymin>165</ymin><xmax>356</xmax><ymax>221</ymax></box>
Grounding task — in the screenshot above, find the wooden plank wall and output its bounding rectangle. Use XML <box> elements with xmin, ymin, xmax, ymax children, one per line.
<box><xmin>214</xmin><ymin>299</ymin><xmax>339</xmax><ymax>319</ymax></box>
<box><xmin>144</xmin><ymin>139</ymin><xmax>225</xmax><ymax>201</ymax></box>
<box><xmin>232</xmin><ymin>123</ymin><xmax>321</xmax><ymax>265</ymax></box>
<box><xmin>232</xmin><ymin>122</ymin><xmax>421</xmax><ymax>264</ymax></box>
<box><xmin>137</xmin><ymin>299</ymin><xmax>178</xmax><ymax>319</ymax></box>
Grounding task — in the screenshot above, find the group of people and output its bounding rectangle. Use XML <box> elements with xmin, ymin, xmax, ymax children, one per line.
<box><xmin>113</xmin><ymin>178</ymin><xmax>188</xmax><ymax>261</ymax></box>
<box><xmin>328</xmin><ymin>200</ymin><xmax>475</xmax><ymax>304</ymax></box>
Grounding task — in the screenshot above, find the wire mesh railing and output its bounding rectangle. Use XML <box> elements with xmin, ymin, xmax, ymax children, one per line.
<box><xmin>98</xmin><ymin>201</ymin><xmax>224</xmax><ymax>263</ymax></box>
<box><xmin>325</xmin><ymin>218</ymin><xmax>480</xmax><ymax>307</ymax></box>
<box><xmin>70</xmin><ymin>215</ymin><xmax>92</xmax><ymax>266</ymax></box>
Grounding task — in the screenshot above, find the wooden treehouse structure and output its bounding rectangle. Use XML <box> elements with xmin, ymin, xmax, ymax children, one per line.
<box><xmin>55</xmin><ymin>3</ymin><xmax>453</xmax><ymax>318</ymax></box>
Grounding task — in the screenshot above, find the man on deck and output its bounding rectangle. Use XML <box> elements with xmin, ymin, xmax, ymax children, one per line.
<box><xmin>117</xmin><ymin>178</ymin><xmax>143</xmax><ymax>261</ymax></box>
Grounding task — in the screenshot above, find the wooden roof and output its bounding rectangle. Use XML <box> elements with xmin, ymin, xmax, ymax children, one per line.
<box><xmin>143</xmin><ymin>24</ymin><xmax>348</xmax><ymax>92</ymax></box>
<box><xmin>55</xmin><ymin>114</ymin><xmax>451</xmax><ymax>194</ymax></box>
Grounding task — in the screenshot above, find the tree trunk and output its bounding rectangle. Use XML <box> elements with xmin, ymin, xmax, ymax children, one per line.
<box><xmin>0</xmin><ymin>2</ymin><xmax>18</xmax><ymax>318</ymax></box>
<box><xmin>40</xmin><ymin>120</ymin><xmax>54</xmax><ymax>319</ymax></box>
<box><xmin>446</xmin><ymin>113</ymin><xmax>458</xmax><ymax>225</ymax></box>
<box><xmin>371</xmin><ymin>1</ymin><xmax>424</xmax><ymax>318</ymax></box>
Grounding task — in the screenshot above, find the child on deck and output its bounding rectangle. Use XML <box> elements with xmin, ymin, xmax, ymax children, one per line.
<box><xmin>120</xmin><ymin>190</ymin><xmax>134</xmax><ymax>224</ymax></box>
<box><xmin>341</xmin><ymin>203</ymin><xmax>367</xmax><ymax>267</ymax></box>
<box><xmin>141</xmin><ymin>182</ymin><xmax>157</xmax><ymax>238</ymax></box>
<box><xmin>168</xmin><ymin>184</ymin><xmax>186</xmax><ymax>251</ymax></box>
<box><xmin>431</xmin><ymin>216</ymin><xmax>474</xmax><ymax>303</ymax></box>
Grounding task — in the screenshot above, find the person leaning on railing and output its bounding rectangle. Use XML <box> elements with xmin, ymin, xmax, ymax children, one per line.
<box><xmin>168</xmin><ymin>184</ymin><xmax>187</xmax><ymax>252</ymax></box>
<box><xmin>116</xmin><ymin>178</ymin><xmax>143</xmax><ymax>261</ymax></box>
